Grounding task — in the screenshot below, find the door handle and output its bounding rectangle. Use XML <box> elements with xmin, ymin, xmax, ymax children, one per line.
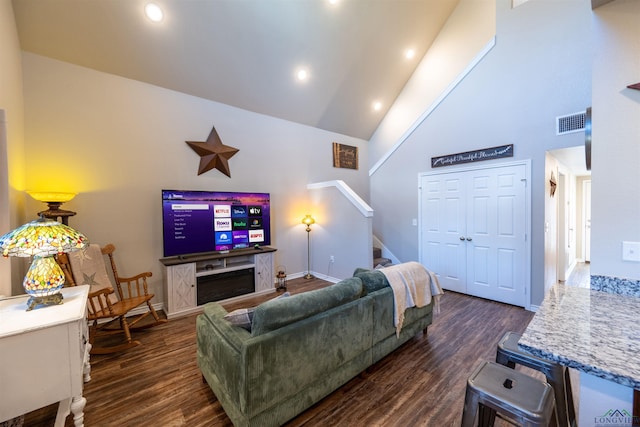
<box><xmin>466</xmin><ymin>237</ymin><xmax>473</xmax><ymax>241</ymax></box>
<box><xmin>460</xmin><ymin>236</ymin><xmax>465</xmax><ymax>241</ymax></box>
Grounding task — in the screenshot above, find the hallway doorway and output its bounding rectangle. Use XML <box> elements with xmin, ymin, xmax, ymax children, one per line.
<box><xmin>546</xmin><ymin>146</ymin><xmax>591</xmax><ymax>289</ymax></box>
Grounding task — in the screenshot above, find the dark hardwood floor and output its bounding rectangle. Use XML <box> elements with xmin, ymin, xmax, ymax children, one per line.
<box><xmin>24</xmin><ymin>277</ymin><xmax>535</xmax><ymax>427</ymax></box>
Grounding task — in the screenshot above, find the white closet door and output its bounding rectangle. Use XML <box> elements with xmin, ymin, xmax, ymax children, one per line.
<box><xmin>419</xmin><ymin>163</ymin><xmax>528</xmax><ymax>307</ymax></box>
<box><xmin>420</xmin><ymin>174</ymin><xmax>468</xmax><ymax>293</ymax></box>
<box><xmin>465</xmin><ymin>165</ymin><xmax>526</xmax><ymax>306</ymax></box>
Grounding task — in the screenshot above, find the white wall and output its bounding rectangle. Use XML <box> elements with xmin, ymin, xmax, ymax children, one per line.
<box><xmin>21</xmin><ymin>53</ymin><xmax>369</xmax><ymax>301</ymax></box>
<box><xmin>0</xmin><ymin>0</ymin><xmax>27</xmax><ymax>295</ymax></box>
<box><xmin>307</xmin><ymin>184</ymin><xmax>373</xmax><ymax>280</ymax></box>
<box><xmin>591</xmin><ymin>0</ymin><xmax>640</xmax><ymax>281</ymax></box>
<box><xmin>369</xmin><ymin>0</ymin><xmax>592</xmax><ymax>305</ymax></box>
<box><xmin>368</xmin><ymin>0</ymin><xmax>496</xmax><ymax>169</ymax></box>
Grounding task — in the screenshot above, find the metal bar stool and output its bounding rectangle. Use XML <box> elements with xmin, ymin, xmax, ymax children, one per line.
<box><xmin>461</xmin><ymin>360</ymin><xmax>556</xmax><ymax>427</ymax></box>
<box><xmin>496</xmin><ymin>331</ymin><xmax>576</xmax><ymax>427</ymax></box>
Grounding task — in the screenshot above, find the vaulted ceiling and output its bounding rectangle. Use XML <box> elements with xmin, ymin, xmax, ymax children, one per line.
<box><xmin>12</xmin><ymin>0</ymin><xmax>460</xmax><ymax>140</ymax></box>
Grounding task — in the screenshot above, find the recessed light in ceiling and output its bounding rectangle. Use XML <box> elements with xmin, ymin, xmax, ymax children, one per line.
<box><xmin>405</xmin><ymin>49</ymin><xmax>416</xmax><ymax>60</ymax></box>
<box><xmin>145</xmin><ymin>3</ymin><xmax>164</xmax><ymax>23</ymax></box>
<box><xmin>373</xmin><ymin>101</ymin><xmax>383</xmax><ymax>111</ymax></box>
<box><xmin>327</xmin><ymin>0</ymin><xmax>340</xmax><ymax>5</ymax></box>
<box><xmin>296</xmin><ymin>68</ymin><xmax>309</xmax><ymax>82</ymax></box>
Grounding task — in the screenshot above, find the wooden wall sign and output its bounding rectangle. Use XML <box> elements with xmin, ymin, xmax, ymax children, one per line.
<box><xmin>431</xmin><ymin>144</ymin><xmax>513</xmax><ymax>168</ymax></box>
<box><xmin>333</xmin><ymin>142</ymin><xmax>358</xmax><ymax>170</ymax></box>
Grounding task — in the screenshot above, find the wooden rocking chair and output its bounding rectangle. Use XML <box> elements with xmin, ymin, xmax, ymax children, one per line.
<box><xmin>57</xmin><ymin>243</ymin><xmax>167</xmax><ymax>354</ymax></box>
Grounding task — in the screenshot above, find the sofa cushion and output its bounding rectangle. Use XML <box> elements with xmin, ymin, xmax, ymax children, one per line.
<box><xmin>353</xmin><ymin>268</ymin><xmax>389</xmax><ymax>294</ymax></box>
<box><xmin>251</xmin><ymin>277</ymin><xmax>363</xmax><ymax>336</ymax></box>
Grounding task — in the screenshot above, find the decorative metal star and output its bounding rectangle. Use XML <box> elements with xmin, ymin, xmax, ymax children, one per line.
<box><xmin>186</xmin><ymin>126</ymin><xmax>239</xmax><ymax>177</ymax></box>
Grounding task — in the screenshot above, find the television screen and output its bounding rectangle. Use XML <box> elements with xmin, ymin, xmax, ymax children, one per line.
<box><xmin>161</xmin><ymin>189</ymin><xmax>271</xmax><ymax>257</ymax></box>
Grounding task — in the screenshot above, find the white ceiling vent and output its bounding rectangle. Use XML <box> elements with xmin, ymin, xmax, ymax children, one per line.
<box><xmin>556</xmin><ymin>111</ymin><xmax>586</xmax><ymax>135</ymax></box>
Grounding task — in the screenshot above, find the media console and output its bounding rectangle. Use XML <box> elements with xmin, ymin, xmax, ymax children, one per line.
<box><xmin>160</xmin><ymin>247</ymin><xmax>276</xmax><ymax>319</ymax></box>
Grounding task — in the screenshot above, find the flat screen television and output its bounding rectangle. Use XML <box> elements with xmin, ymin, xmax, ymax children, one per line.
<box><xmin>161</xmin><ymin>189</ymin><xmax>271</xmax><ymax>258</ymax></box>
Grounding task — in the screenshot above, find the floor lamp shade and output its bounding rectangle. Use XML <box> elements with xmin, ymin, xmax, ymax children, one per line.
<box><xmin>27</xmin><ymin>191</ymin><xmax>77</xmax><ymax>225</ymax></box>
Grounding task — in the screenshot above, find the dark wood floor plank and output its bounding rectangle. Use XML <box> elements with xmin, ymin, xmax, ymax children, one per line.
<box><xmin>23</xmin><ymin>277</ymin><xmax>534</xmax><ymax>427</ymax></box>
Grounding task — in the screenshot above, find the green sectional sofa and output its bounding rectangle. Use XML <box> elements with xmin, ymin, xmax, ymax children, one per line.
<box><xmin>196</xmin><ymin>268</ymin><xmax>434</xmax><ymax>427</ymax></box>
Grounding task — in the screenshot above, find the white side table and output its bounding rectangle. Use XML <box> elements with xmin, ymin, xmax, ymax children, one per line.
<box><xmin>0</xmin><ymin>285</ymin><xmax>90</xmax><ymax>427</ymax></box>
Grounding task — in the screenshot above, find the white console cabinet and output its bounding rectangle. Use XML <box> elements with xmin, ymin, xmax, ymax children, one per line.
<box><xmin>254</xmin><ymin>251</ymin><xmax>276</xmax><ymax>292</ymax></box>
<box><xmin>166</xmin><ymin>262</ymin><xmax>196</xmax><ymax>316</ymax></box>
<box><xmin>160</xmin><ymin>247</ymin><xmax>276</xmax><ymax>319</ymax></box>
<box><xmin>0</xmin><ymin>285</ymin><xmax>90</xmax><ymax>427</ymax></box>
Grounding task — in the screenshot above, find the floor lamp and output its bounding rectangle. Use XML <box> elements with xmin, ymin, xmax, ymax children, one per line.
<box><xmin>28</xmin><ymin>191</ymin><xmax>77</xmax><ymax>225</ymax></box>
<box><xmin>302</xmin><ymin>214</ymin><xmax>315</xmax><ymax>279</ymax></box>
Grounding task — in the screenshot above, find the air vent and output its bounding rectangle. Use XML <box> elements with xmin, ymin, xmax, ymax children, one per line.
<box><xmin>556</xmin><ymin>111</ymin><xmax>586</xmax><ymax>135</ymax></box>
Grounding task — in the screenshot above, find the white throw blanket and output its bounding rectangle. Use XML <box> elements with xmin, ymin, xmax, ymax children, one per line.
<box><xmin>380</xmin><ymin>262</ymin><xmax>444</xmax><ymax>337</ymax></box>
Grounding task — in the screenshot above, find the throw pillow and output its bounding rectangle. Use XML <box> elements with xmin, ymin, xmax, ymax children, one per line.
<box><xmin>224</xmin><ymin>292</ymin><xmax>290</xmax><ymax>331</ymax></box>
<box><xmin>354</xmin><ymin>269</ymin><xmax>389</xmax><ymax>294</ymax></box>
<box><xmin>223</xmin><ymin>307</ymin><xmax>255</xmax><ymax>331</ymax></box>
<box><xmin>68</xmin><ymin>243</ymin><xmax>119</xmax><ymax>304</ymax></box>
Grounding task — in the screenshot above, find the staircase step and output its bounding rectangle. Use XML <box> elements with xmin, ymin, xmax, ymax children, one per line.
<box><xmin>373</xmin><ymin>247</ymin><xmax>382</xmax><ymax>259</ymax></box>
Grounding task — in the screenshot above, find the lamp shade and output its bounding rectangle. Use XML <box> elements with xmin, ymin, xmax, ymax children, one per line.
<box><xmin>301</xmin><ymin>214</ymin><xmax>315</xmax><ymax>227</ymax></box>
<box><xmin>27</xmin><ymin>191</ymin><xmax>76</xmax><ymax>203</ymax></box>
<box><xmin>0</xmin><ymin>217</ymin><xmax>88</xmax><ymax>258</ymax></box>
<box><xmin>0</xmin><ymin>217</ymin><xmax>88</xmax><ymax>308</ymax></box>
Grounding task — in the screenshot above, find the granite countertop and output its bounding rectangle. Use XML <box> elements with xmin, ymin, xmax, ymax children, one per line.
<box><xmin>519</xmin><ymin>283</ymin><xmax>640</xmax><ymax>389</ymax></box>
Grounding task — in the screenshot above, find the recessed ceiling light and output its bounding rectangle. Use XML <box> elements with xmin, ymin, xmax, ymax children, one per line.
<box><xmin>296</xmin><ymin>68</ymin><xmax>309</xmax><ymax>82</ymax></box>
<box><xmin>373</xmin><ymin>101</ymin><xmax>383</xmax><ymax>111</ymax></box>
<box><xmin>405</xmin><ymin>49</ymin><xmax>416</xmax><ymax>60</ymax></box>
<box><xmin>145</xmin><ymin>3</ymin><xmax>164</xmax><ymax>22</ymax></box>
<box><xmin>328</xmin><ymin>0</ymin><xmax>340</xmax><ymax>5</ymax></box>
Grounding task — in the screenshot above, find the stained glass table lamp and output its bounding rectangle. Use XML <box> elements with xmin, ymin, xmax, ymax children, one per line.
<box><xmin>0</xmin><ymin>217</ymin><xmax>88</xmax><ymax>310</ymax></box>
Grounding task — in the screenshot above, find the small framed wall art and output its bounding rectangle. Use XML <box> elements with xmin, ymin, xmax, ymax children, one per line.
<box><xmin>333</xmin><ymin>142</ymin><xmax>358</xmax><ymax>170</ymax></box>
